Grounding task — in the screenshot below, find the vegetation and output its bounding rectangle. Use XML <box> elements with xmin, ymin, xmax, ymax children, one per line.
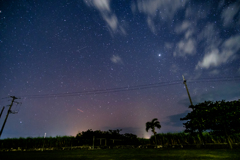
<box><xmin>76</xmin><ymin>129</ymin><xmax>140</xmax><ymax>146</ymax></box>
<box><xmin>146</xmin><ymin>118</ymin><xmax>161</xmax><ymax>146</ymax></box>
<box><xmin>0</xmin><ymin>129</ymin><xmax>140</xmax><ymax>150</ymax></box>
<box><xmin>1</xmin><ymin>100</ymin><xmax>240</xmax><ymax>151</ymax></box>
<box><xmin>0</xmin><ymin>136</ymin><xmax>76</xmax><ymax>150</ymax></box>
<box><xmin>2</xmin><ymin>131</ymin><xmax>239</xmax><ymax>150</ymax></box>
<box><xmin>150</xmin><ymin>132</ymin><xmax>240</xmax><ymax>147</ymax></box>
<box><xmin>180</xmin><ymin>100</ymin><xmax>240</xmax><ymax>149</ymax></box>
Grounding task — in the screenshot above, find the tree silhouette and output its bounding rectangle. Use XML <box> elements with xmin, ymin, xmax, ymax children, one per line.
<box><xmin>180</xmin><ymin>100</ymin><xmax>240</xmax><ymax>149</ymax></box>
<box><xmin>146</xmin><ymin>118</ymin><xmax>161</xmax><ymax>146</ymax></box>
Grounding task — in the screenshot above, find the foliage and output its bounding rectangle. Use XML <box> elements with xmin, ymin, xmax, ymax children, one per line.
<box><xmin>180</xmin><ymin>100</ymin><xmax>240</xmax><ymax>149</ymax></box>
<box><xmin>0</xmin><ymin>129</ymin><xmax>141</xmax><ymax>149</ymax></box>
<box><xmin>0</xmin><ymin>136</ymin><xmax>76</xmax><ymax>149</ymax></box>
<box><xmin>146</xmin><ymin>118</ymin><xmax>161</xmax><ymax>135</ymax></box>
<box><xmin>76</xmin><ymin>129</ymin><xmax>139</xmax><ymax>145</ymax></box>
<box><xmin>146</xmin><ymin>118</ymin><xmax>161</xmax><ymax>146</ymax></box>
<box><xmin>1</xmin><ymin>132</ymin><xmax>240</xmax><ymax>149</ymax></box>
<box><xmin>151</xmin><ymin>132</ymin><xmax>240</xmax><ymax>146</ymax></box>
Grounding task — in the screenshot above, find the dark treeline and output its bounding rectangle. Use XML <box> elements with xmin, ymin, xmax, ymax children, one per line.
<box><xmin>0</xmin><ymin>129</ymin><xmax>143</xmax><ymax>149</ymax></box>
<box><xmin>1</xmin><ymin>131</ymin><xmax>240</xmax><ymax>150</ymax></box>
<box><xmin>150</xmin><ymin>132</ymin><xmax>240</xmax><ymax>147</ymax></box>
<box><xmin>1</xmin><ymin>100</ymin><xmax>240</xmax><ymax>150</ymax></box>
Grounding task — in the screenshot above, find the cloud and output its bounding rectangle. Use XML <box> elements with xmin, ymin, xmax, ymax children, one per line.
<box><xmin>195</xmin><ymin>23</ymin><xmax>240</xmax><ymax>70</ymax></box>
<box><xmin>221</xmin><ymin>1</ymin><xmax>240</xmax><ymax>27</ymax></box>
<box><xmin>147</xmin><ymin>16</ymin><xmax>156</xmax><ymax>33</ymax></box>
<box><xmin>174</xmin><ymin>21</ymin><xmax>191</xmax><ymax>34</ymax></box>
<box><xmin>132</xmin><ymin>0</ymin><xmax>188</xmax><ymax>33</ymax></box>
<box><xmin>164</xmin><ymin>42</ymin><xmax>173</xmax><ymax>49</ymax></box>
<box><xmin>223</xmin><ymin>34</ymin><xmax>240</xmax><ymax>52</ymax></box>
<box><xmin>185</xmin><ymin>5</ymin><xmax>208</xmax><ymax>20</ymax></box>
<box><xmin>174</xmin><ymin>38</ymin><xmax>196</xmax><ymax>57</ymax></box>
<box><xmin>208</xmin><ymin>69</ymin><xmax>220</xmax><ymax>75</ymax></box>
<box><xmin>238</xmin><ymin>68</ymin><xmax>240</xmax><ymax>75</ymax></box>
<box><xmin>198</xmin><ymin>23</ymin><xmax>220</xmax><ymax>45</ymax></box>
<box><xmin>110</xmin><ymin>55</ymin><xmax>123</xmax><ymax>64</ymax></box>
<box><xmin>196</xmin><ymin>49</ymin><xmax>221</xmax><ymax>69</ymax></box>
<box><xmin>196</xmin><ymin>35</ymin><xmax>240</xmax><ymax>69</ymax></box>
<box><xmin>173</xmin><ymin>21</ymin><xmax>196</xmax><ymax>57</ymax></box>
<box><xmin>83</xmin><ymin>0</ymin><xmax>126</xmax><ymax>34</ymax></box>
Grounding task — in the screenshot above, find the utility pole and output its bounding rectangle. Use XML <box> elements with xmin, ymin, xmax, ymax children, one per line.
<box><xmin>0</xmin><ymin>107</ymin><xmax>5</xmax><ymax>118</ymax></box>
<box><xmin>182</xmin><ymin>75</ymin><xmax>193</xmax><ymax>106</ymax></box>
<box><xmin>182</xmin><ymin>76</ymin><xmax>205</xmax><ymax>145</ymax></box>
<box><xmin>0</xmin><ymin>96</ymin><xmax>18</xmax><ymax>137</ymax></box>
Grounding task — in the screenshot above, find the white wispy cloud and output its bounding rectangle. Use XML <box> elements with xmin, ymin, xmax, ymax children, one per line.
<box><xmin>110</xmin><ymin>55</ymin><xmax>123</xmax><ymax>64</ymax></box>
<box><xmin>221</xmin><ymin>1</ymin><xmax>240</xmax><ymax>27</ymax></box>
<box><xmin>185</xmin><ymin>5</ymin><xmax>208</xmax><ymax>20</ymax></box>
<box><xmin>83</xmin><ymin>0</ymin><xmax>126</xmax><ymax>34</ymax></box>
<box><xmin>131</xmin><ymin>0</ymin><xmax>188</xmax><ymax>34</ymax></box>
<box><xmin>173</xmin><ymin>21</ymin><xmax>196</xmax><ymax>57</ymax></box>
<box><xmin>174</xmin><ymin>38</ymin><xmax>196</xmax><ymax>57</ymax></box>
<box><xmin>147</xmin><ymin>16</ymin><xmax>156</xmax><ymax>33</ymax></box>
<box><xmin>174</xmin><ymin>21</ymin><xmax>191</xmax><ymax>34</ymax></box>
<box><xmin>195</xmin><ymin>1</ymin><xmax>240</xmax><ymax>70</ymax></box>
<box><xmin>196</xmin><ymin>35</ymin><xmax>240</xmax><ymax>69</ymax></box>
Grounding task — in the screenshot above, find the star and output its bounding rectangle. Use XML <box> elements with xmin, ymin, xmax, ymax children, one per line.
<box><xmin>0</xmin><ymin>0</ymin><xmax>239</xmax><ymax>139</ymax></box>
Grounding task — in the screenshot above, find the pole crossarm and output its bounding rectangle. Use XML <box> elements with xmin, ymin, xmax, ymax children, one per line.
<box><xmin>0</xmin><ymin>96</ymin><xmax>19</xmax><ymax>137</ymax></box>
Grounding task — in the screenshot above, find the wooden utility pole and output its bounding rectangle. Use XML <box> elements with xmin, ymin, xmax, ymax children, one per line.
<box><xmin>182</xmin><ymin>75</ymin><xmax>193</xmax><ymax>106</ymax></box>
<box><xmin>0</xmin><ymin>107</ymin><xmax>5</xmax><ymax>118</ymax></box>
<box><xmin>0</xmin><ymin>96</ymin><xmax>18</xmax><ymax>137</ymax></box>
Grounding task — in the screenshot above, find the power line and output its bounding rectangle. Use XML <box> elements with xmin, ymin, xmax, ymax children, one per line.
<box><xmin>22</xmin><ymin>80</ymin><xmax>180</xmax><ymax>97</ymax></box>
<box><xmin>189</xmin><ymin>76</ymin><xmax>240</xmax><ymax>81</ymax></box>
<box><xmin>21</xmin><ymin>81</ymin><xmax>182</xmax><ymax>99</ymax></box>
<box><xmin>17</xmin><ymin>77</ymin><xmax>240</xmax><ymax>99</ymax></box>
<box><xmin>188</xmin><ymin>78</ymin><xmax>240</xmax><ymax>84</ymax></box>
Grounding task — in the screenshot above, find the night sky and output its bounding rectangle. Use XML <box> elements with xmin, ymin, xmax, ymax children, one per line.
<box><xmin>1</xmin><ymin>0</ymin><xmax>240</xmax><ymax>139</ymax></box>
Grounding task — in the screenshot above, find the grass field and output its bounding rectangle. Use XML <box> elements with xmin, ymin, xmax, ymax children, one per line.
<box><xmin>1</xmin><ymin>149</ymin><xmax>240</xmax><ymax>160</ymax></box>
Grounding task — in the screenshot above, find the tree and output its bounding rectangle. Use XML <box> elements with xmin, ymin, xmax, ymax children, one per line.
<box><xmin>180</xmin><ymin>101</ymin><xmax>213</xmax><ymax>145</ymax></box>
<box><xmin>180</xmin><ymin>100</ymin><xmax>240</xmax><ymax>149</ymax></box>
<box><xmin>146</xmin><ymin>118</ymin><xmax>161</xmax><ymax>146</ymax></box>
<box><xmin>208</xmin><ymin>100</ymin><xmax>240</xmax><ymax>149</ymax></box>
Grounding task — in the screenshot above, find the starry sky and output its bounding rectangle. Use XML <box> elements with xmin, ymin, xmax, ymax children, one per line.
<box><xmin>0</xmin><ymin>0</ymin><xmax>240</xmax><ymax>139</ymax></box>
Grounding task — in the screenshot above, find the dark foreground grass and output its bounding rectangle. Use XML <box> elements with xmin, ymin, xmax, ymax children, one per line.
<box><xmin>1</xmin><ymin>149</ymin><xmax>240</xmax><ymax>160</ymax></box>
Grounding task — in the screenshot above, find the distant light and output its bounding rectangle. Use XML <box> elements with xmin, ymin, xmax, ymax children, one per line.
<box><xmin>158</xmin><ymin>54</ymin><xmax>161</xmax><ymax>57</ymax></box>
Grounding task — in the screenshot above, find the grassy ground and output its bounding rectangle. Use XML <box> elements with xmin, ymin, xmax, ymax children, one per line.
<box><xmin>1</xmin><ymin>148</ymin><xmax>240</xmax><ymax>160</ymax></box>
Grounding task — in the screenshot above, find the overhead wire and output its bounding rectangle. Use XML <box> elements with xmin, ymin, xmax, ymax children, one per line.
<box><xmin>188</xmin><ymin>76</ymin><xmax>240</xmax><ymax>81</ymax></box>
<box><xmin>188</xmin><ymin>77</ymin><xmax>240</xmax><ymax>83</ymax></box>
<box><xmin>17</xmin><ymin>77</ymin><xmax>240</xmax><ymax>99</ymax></box>
<box><xmin>21</xmin><ymin>81</ymin><xmax>182</xmax><ymax>99</ymax></box>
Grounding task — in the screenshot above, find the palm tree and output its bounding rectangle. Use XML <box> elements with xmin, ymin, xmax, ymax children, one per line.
<box><xmin>146</xmin><ymin>118</ymin><xmax>161</xmax><ymax>146</ymax></box>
